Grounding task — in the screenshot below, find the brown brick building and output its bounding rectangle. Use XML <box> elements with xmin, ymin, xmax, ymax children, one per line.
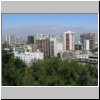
<box><xmin>36</xmin><ymin>39</ymin><xmax>50</xmax><ymax>57</ymax></box>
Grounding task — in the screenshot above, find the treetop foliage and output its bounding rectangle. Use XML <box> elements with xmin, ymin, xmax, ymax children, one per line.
<box><xmin>2</xmin><ymin>43</ymin><xmax>98</xmax><ymax>86</ymax></box>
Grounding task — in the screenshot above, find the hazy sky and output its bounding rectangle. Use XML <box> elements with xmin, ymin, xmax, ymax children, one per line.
<box><xmin>2</xmin><ymin>14</ymin><xmax>98</xmax><ymax>30</ymax></box>
<box><xmin>2</xmin><ymin>14</ymin><xmax>98</xmax><ymax>41</ymax></box>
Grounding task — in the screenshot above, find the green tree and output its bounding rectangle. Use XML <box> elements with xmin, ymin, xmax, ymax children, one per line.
<box><xmin>2</xmin><ymin>45</ymin><xmax>98</xmax><ymax>86</ymax></box>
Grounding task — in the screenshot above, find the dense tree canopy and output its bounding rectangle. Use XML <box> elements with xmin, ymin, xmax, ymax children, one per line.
<box><xmin>2</xmin><ymin>44</ymin><xmax>98</xmax><ymax>86</ymax></box>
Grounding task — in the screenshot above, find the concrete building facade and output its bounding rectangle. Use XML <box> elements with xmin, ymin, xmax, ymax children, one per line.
<box><xmin>36</xmin><ymin>39</ymin><xmax>50</xmax><ymax>57</ymax></box>
<box><xmin>14</xmin><ymin>49</ymin><xmax>44</xmax><ymax>64</ymax></box>
<box><xmin>63</xmin><ymin>31</ymin><xmax>74</xmax><ymax>51</ymax></box>
<box><xmin>60</xmin><ymin>50</ymin><xmax>76</xmax><ymax>60</ymax></box>
<box><xmin>80</xmin><ymin>32</ymin><xmax>95</xmax><ymax>50</ymax></box>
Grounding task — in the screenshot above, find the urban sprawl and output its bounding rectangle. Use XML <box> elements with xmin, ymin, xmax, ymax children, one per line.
<box><xmin>4</xmin><ymin>31</ymin><xmax>98</xmax><ymax>67</ymax></box>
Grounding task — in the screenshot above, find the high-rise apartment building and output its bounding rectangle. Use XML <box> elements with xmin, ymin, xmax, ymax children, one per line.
<box><xmin>63</xmin><ymin>31</ymin><xmax>74</xmax><ymax>51</ymax></box>
<box><xmin>28</xmin><ymin>36</ymin><xmax>34</xmax><ymax>44</ymax></box>
<box><xmin>36</xmin><ymin>39</ymin><xmax>50</xmax><ymax>57</ymax></box>
<box><xmin>80</xmin><ymin>32</ymin><xmax>95</xmax><ymax>50</ymax></box>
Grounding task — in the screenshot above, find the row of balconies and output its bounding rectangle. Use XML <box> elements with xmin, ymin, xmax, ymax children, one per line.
<box><xmin>77</xmin><ymin>58</ymin><xmax>98</xmax><ymax>65</ymax></box>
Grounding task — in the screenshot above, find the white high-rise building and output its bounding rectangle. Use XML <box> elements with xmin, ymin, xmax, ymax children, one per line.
<box><xmin>86</xmin><ymin>40</ymin><xmax>90</xmax><ymax>51</ymax></box>
<box><xmin>83</xmin><ymin>39</ymin><xmax>90</xmax><ymax>50</ymax></box>
<box><xmin>63</xmin><ymin>31</ymin><xmax>75</xmax><ymax>51</ymax></box>
<box><xmin>6</xmin><ymin>34</ymin><xmax>15</xmax><ymax>47</ymax></box>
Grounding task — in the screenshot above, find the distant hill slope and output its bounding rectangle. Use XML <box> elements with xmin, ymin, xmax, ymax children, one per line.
<box><xmin>2</xmin><ymin>24</ymin><xmax>98</xmax><ymax>40</ymax></box>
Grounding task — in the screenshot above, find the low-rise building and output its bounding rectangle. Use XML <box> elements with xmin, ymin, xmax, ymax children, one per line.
<box><xmin>76</xmin><ymin>53</ymin><xmax>98</xmax><ymax>67</ymax></box>
<box><xmin>76</xmin><ymin>54</ymin><xmax>89</xmax><ymax>65</ymax></box>
<box><xmin>88</xmin><ymin>54</ymin><xmax>98</xmax><ymax>67</ymax></box>
<box><xmin>13</xmin><ymin>49</ymin><xmax>44</xmax><ymax>65</ymax></box>
<box><xmin>60</xmin><ymin>50</ymin><xmax>76</xmax><ymax>60</ymax></box>
<box><xmin>13</xmin><ymin>47</ymin><xmax>25</xmax><ymax>53</ymax></box>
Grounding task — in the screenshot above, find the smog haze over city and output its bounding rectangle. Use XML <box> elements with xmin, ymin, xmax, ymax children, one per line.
<box><xmin>2</xmin><ymin>14</ymin><xmax>98</xmax><ymax>41</ymax></box>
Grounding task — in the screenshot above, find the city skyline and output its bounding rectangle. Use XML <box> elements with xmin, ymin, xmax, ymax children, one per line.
<box><xmin>2</xmin><ymin>14</ymin><xmax>98</xmax><ymax>40</ymax></box>
<box><xmin>2</xmin><ymin>14</ymin><xmax>98</xmax><ymax>86</ymax></box>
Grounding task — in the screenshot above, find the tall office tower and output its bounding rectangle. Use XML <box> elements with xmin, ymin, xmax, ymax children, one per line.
<box><xmin>36</xmin><ymin>39</ymin><xmax>50</xmax><ymax>57</ymax></box>
<box><xmin>28</xmin><ymin>36</ymin><xmax>34</xmax><ymax>44</ymax></box>
<box><xmin>63</xmin><ymin>31</ymin><xmax>75</xmax><ymax>51</ymax></box>
<box><xmin>50</xmin><ymin>37</ymin><xmax>57</xmax><ymax>57</ymax></box>
<box><xmin>6</xmin><ymin>34</ymin><xmax>15</xmax><ymax>47</ymax></box>
<box><xmin>80</xmin><ymin>32</ymin><xmax>95</xmax><ymax>50</ymax></box>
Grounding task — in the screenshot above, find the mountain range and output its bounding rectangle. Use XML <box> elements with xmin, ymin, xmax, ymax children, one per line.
<box><xmin>2</xmin><ymin>24</ymin><xmax>98</xmax><ymax>41</ymax></box>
